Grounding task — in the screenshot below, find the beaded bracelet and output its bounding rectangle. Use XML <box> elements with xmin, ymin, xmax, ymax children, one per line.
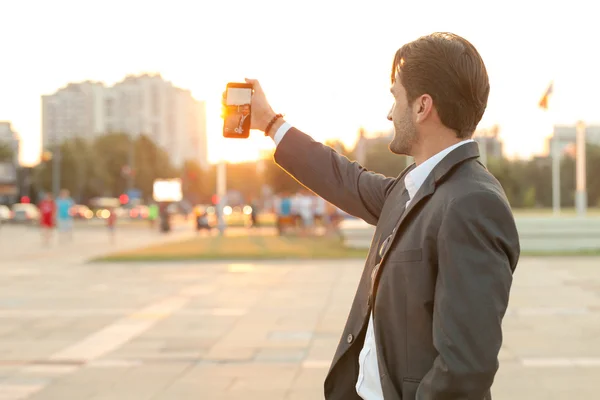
<box><xmin>265</xmin><ymin>114</ymin><xmax>284</xmax><ymax>136</ymax></box>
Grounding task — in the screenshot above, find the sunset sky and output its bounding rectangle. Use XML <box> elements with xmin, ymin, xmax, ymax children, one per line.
<box><xmin>1</xmin><ymin>0</ymin><xmax>599</xmax><ymax>165</ymax></box>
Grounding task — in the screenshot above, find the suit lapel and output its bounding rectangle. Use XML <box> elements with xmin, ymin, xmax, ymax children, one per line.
<box><xmin>382</xmin><ymin>142</ymin><xmax>481</xmax><ymax>260</ymax></box>
<box><xmin>384</xmin><ymin>163</ymin><xmax>415</xmax><ymax>228</ymax></box>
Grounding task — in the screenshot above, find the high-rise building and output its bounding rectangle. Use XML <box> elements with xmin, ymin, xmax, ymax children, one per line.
<box><xmin>42</xmin><ymin>81</ymin><xmax>106</xmax><ymax>147</ymax></box>
<box><xmin>42</xmin><ymin>74</ymin><xmax>208</xmax><ymax>169</ymax></box>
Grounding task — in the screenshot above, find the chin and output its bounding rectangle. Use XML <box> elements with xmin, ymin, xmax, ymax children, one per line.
<box><xmin>389</xmin><ymin>140</ymin><xmax>411</xmax><ymax>156</ymax></box>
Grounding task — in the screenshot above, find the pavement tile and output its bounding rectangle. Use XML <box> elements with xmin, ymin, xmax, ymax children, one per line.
<box><xmin>1</xmin><ymin>225</ymin><xmax>599</xmax><ymax>399</ymax></box>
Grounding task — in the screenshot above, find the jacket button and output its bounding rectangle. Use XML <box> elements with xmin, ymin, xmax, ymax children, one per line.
<box><xmin>346</xmin><ymin>333</ymin><xmax>354</xmax><ymax>344</ymax></box>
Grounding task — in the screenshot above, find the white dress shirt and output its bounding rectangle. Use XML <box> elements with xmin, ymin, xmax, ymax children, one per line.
<box><xmin>273</xmin><ymin>122</ymin><xmax>292</xmax><ymax>145</ymax></box>
<box><xmin>272</xmin><ymin>123</ymin><xmax>473</xmax><ymax>399</ymax></box>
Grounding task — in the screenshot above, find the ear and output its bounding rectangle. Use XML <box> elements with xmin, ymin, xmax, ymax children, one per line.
<box><xmin>414</xmin><ymin>94</ymin><xmax>434</xmax><ymax>123</ymax></box>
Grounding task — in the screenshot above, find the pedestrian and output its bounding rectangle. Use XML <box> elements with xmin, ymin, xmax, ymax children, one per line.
<box><xmin>56</xmin><ymin>189</ymin><xmax>74</xmax><ymax>242</ymax></box>
<box><xmin>195</xmin><ymin>207</ymin><xmax>211</xmax><ymax>235</ymax></box>
<box><xmin>275</xmin><ymin>192</ymin><xmax>292</xmax><ymax>235</ymax></box>
<box><xmin>38</xmin><ymin>193</ymin><xmax>55</xmax><ymax>246</ymax></box>
<box><xmin>106</xmin><ymin>206</ymin><xmax>116</xmax><ymax>244</ymax></box>
<box><xmin>242</xmin><ymin>32</ymin><xmax>520</xmax><ymax>399</ymax></box>
<box><xmin>148</xmin><ymin>203</ymin><xmax>159</xmax><ymax>229</ymax></box>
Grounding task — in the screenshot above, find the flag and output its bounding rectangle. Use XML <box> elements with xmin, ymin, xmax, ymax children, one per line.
<box><xmin>538</xmin><ymin>81</ymin><xmax>553</xmax><ymax>110</ymax></box>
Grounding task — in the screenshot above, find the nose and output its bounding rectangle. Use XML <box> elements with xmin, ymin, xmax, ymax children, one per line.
<box><xmin>387</xmin><ymin>106</ymin><xmax>393</xmax><ymax>121</ymax></box>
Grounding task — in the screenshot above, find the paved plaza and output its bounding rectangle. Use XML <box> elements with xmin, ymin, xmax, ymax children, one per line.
<box><xmin>0</xmin><ymin>225</ymin><xmax>599</xmax><ymax>399</ymax></box>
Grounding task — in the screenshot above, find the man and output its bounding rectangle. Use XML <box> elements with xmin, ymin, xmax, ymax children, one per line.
<box><xmin>56</xmin><ymin>189</ymin><xmax>74</xmax><ymax>242</ymax></box>
<box><xmin>236</xmin><ymin>104</ymin><xmax>251</xmax><ymax>134</ymax></box>
<box><xmin>244</xmin><ymin>32</ymin><xmax>520</xmax><ymax>399</ymax></box>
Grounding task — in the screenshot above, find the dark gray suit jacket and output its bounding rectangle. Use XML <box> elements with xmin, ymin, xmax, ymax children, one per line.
<box><xmin>274</xmin><ymin>128</ymin><xmax>520</xmax><ymax>400</ymax></box>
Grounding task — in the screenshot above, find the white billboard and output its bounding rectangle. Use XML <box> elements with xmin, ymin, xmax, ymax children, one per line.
<box><xmin>153</xmin><ymin>179</ymin><xmax>183</xmax><ymax>202</ymax></box>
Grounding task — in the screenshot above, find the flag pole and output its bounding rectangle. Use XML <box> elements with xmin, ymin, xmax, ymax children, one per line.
<box><xmin>575</xmin><ymin>121</ymin><xmax>587</xmax><ymax>216</ymax></box>
<box><xmin>216</xmin><ymin>158</ymin><xmax>227</xmax><ymax>235</ymax></box>
<box><xmin>541</xmin><ymin>81</ymin><xmax>560</xmax><ymax>216</ymax></box>
<box><xmin>551</xmin><ymin>132</ymin><xmax>561</xmax><ymax>216</ymax></box>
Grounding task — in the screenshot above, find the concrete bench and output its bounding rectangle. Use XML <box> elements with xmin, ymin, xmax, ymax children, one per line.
<box><xmin>339</xmin><ymin>216</ymin><xmax>600</xmax><ymax>253</ymax></box>
<box><xmin>516</xmin><ymin>217</ymin><xmax>600</xmax><ymax>252</ymax></box>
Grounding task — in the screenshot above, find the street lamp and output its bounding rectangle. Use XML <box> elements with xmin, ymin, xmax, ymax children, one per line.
<box><xmin>575</xmin><ymin>121</ymin><xmax>587</xmax><ymax>217</ymax></box>
<box><xmin>216</xmin><ymin>158</ymin><xmax>227</xmax><ymax>236</ymax></box>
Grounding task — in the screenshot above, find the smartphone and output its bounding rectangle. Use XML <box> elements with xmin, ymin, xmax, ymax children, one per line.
<box><xmin>222</xmin><ymin>82</ymin><xmax>253</xmax><ymax>138</ymax></box>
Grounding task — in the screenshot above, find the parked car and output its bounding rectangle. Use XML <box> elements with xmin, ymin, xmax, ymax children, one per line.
<box><xmin>0</xmin><ymin>205</ymin><xmax>10</xmax><ymax>224</ymax></box>
<box><xmin>11</xmin><ymin>203</ymin><xmax>40</xmax><ymax>224</ymax></box>
<box><xmin>70</xmin><ymin>205</ymin><xmax>94</xmax><ymax>219</ymax></box>
<box><xmin>129</xmin><ymin>205</ymin><xmax>149</xmax><ymax>219</ymax></box>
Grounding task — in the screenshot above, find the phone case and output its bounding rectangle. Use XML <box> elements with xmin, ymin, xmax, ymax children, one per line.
<box><xmin>223</xmin><ymin>83</ymin><xmax>253</xmax><ymax>139</ymax></box>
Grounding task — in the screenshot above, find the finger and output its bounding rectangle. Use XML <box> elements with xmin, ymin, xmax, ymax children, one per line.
<box><xmin>245</xmin><ymin>78</ymin><xmax>261</xmax><ymax>93</ymax></box>
<box><xmin>221</xmin><ymin>91</ymin><xmax>226</xmax><ymax>105</ymax></box>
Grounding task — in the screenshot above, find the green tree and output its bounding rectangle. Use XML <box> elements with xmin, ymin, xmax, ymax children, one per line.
<box><xmin>585</xmin><ymin>144</ymin><xmax>600</xmax><ymax>207</ymax></box>
<box><xmin>34</xmin><ymin>133</ymin><xmax>179</xmax><ymax>203</ymax></box>
<box><xmin>558</xmin><ymin>144</ymin><xmax>600</xmax><ymax>208</ymax></box>
<box><xmin>487</xmin><ymin>158</ymin><xmax>526</xmax><ymax>207</ymax></box>
<box><xmin>265</xmin><ymin>152</ymin><xmax>304</xmax><ymax>195</ymax></box>
<box><xmin>0</xmin><ymin>143</ymin><xmax>13</xmax><ymax>162</ymax></box>
<box><xmin>181</xmin><ymin>160</ymin><xmax>213</xmax><ymax>204</ymax></box>
<box><xmin>362</xmin><ymin>138</ymin><xmax>410</xmax><ymax>178</ymax></box>
<box><xmin>133</xmin><ymin>134</ymin><xmax>178</xmax><ymax>200</ymax></box>
<box><xmin>522</xmin><ymin>187</ymin><xmax>536</xmax><ymax>208</ymax></box>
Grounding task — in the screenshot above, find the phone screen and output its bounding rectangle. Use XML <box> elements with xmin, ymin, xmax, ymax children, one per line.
<box><xmin>223</xmin><ymin>84</ymin><xmax>252</xmax><ymax>138</ymax></box>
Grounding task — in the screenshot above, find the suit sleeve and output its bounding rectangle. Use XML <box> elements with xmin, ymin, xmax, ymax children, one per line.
<box><xmin>273</xmin><ymin>128</ymin><xmax>395</xmax><ymax>225</ymax></box>
<box><xmin>417</xmin><ymin>190</ymin><xmax>520</xmax><ymax>399</ymax></box>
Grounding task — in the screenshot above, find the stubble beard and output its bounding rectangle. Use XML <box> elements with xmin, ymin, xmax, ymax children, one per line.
<box><xmin>389</xmin><ymin>111</ymin><xmax>418</xmax><ymax>156</ymax></box>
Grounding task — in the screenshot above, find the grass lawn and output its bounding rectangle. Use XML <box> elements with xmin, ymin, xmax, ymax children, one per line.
<box><xmin>96</xmin><ymin>234</ymin><xmax>368</xmax><ymax>262</ymax></box>
<box><xmin>96</xmin><ymin>233</ymin><xmax>600</xmax><ymax>262</ymax></box>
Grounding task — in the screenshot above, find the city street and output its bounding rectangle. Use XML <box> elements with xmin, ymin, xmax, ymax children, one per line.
<box><xmin>0</xmin><ymin>226</ymin><xmax>599</xmax><ymax>399</ymax></box>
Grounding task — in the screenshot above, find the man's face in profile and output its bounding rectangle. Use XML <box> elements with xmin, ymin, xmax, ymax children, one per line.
<box><xmin>241</xmin><ymin>105</ymin><xmax>250</xmax><ymax>116</ymax></box>
<box><xmin>388</xmin><ymin>71</ymin><xmax>418</xmax><ymax>156</ymax></box>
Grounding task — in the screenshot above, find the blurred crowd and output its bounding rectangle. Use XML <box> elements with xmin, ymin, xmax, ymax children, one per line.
<box><xmin>272</xmin><ymin>190</ymin><xmax>345</xmax><ymax>236</ymax></box>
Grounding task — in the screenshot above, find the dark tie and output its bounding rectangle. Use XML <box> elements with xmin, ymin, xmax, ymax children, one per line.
<box><xmin>376</xmin><ymin>187</ymin><xmax>410</xmax><ymax>262</ymax></box>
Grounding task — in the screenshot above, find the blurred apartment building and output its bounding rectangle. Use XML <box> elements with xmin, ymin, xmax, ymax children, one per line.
<box><xmin>41</xmin><ymin>74</ymin><xmax>208</xmax><ymax>169</ymax></box>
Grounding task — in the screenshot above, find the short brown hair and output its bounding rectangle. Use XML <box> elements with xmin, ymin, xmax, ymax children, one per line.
<box><xmin>392</xmin><ymin>32</ymin><xmax>489</xmax><ymax>138</ymax></box>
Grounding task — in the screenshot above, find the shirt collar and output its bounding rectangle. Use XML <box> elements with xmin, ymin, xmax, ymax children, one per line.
<box><xmin>404</xmin><ymin>139</ymin><xmax>474</xmax><ymax>200</ymax></box>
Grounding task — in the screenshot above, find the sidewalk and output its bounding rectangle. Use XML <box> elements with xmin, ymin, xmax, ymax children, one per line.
<box><xmin>0</xmin><ymin>224</ymin><xmax>195</xmax><ymax>264</ymax></box>
<box><xmin>0</xmin><ymin>245</ymin><xmax>598</xmax><ymax>398</ymax></box>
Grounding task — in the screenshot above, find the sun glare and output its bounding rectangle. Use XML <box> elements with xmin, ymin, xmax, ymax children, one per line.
<box><xmin>205</xmin><ymin>98</ymin><xmax>273</xmax><ymax>164</ymax></box>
